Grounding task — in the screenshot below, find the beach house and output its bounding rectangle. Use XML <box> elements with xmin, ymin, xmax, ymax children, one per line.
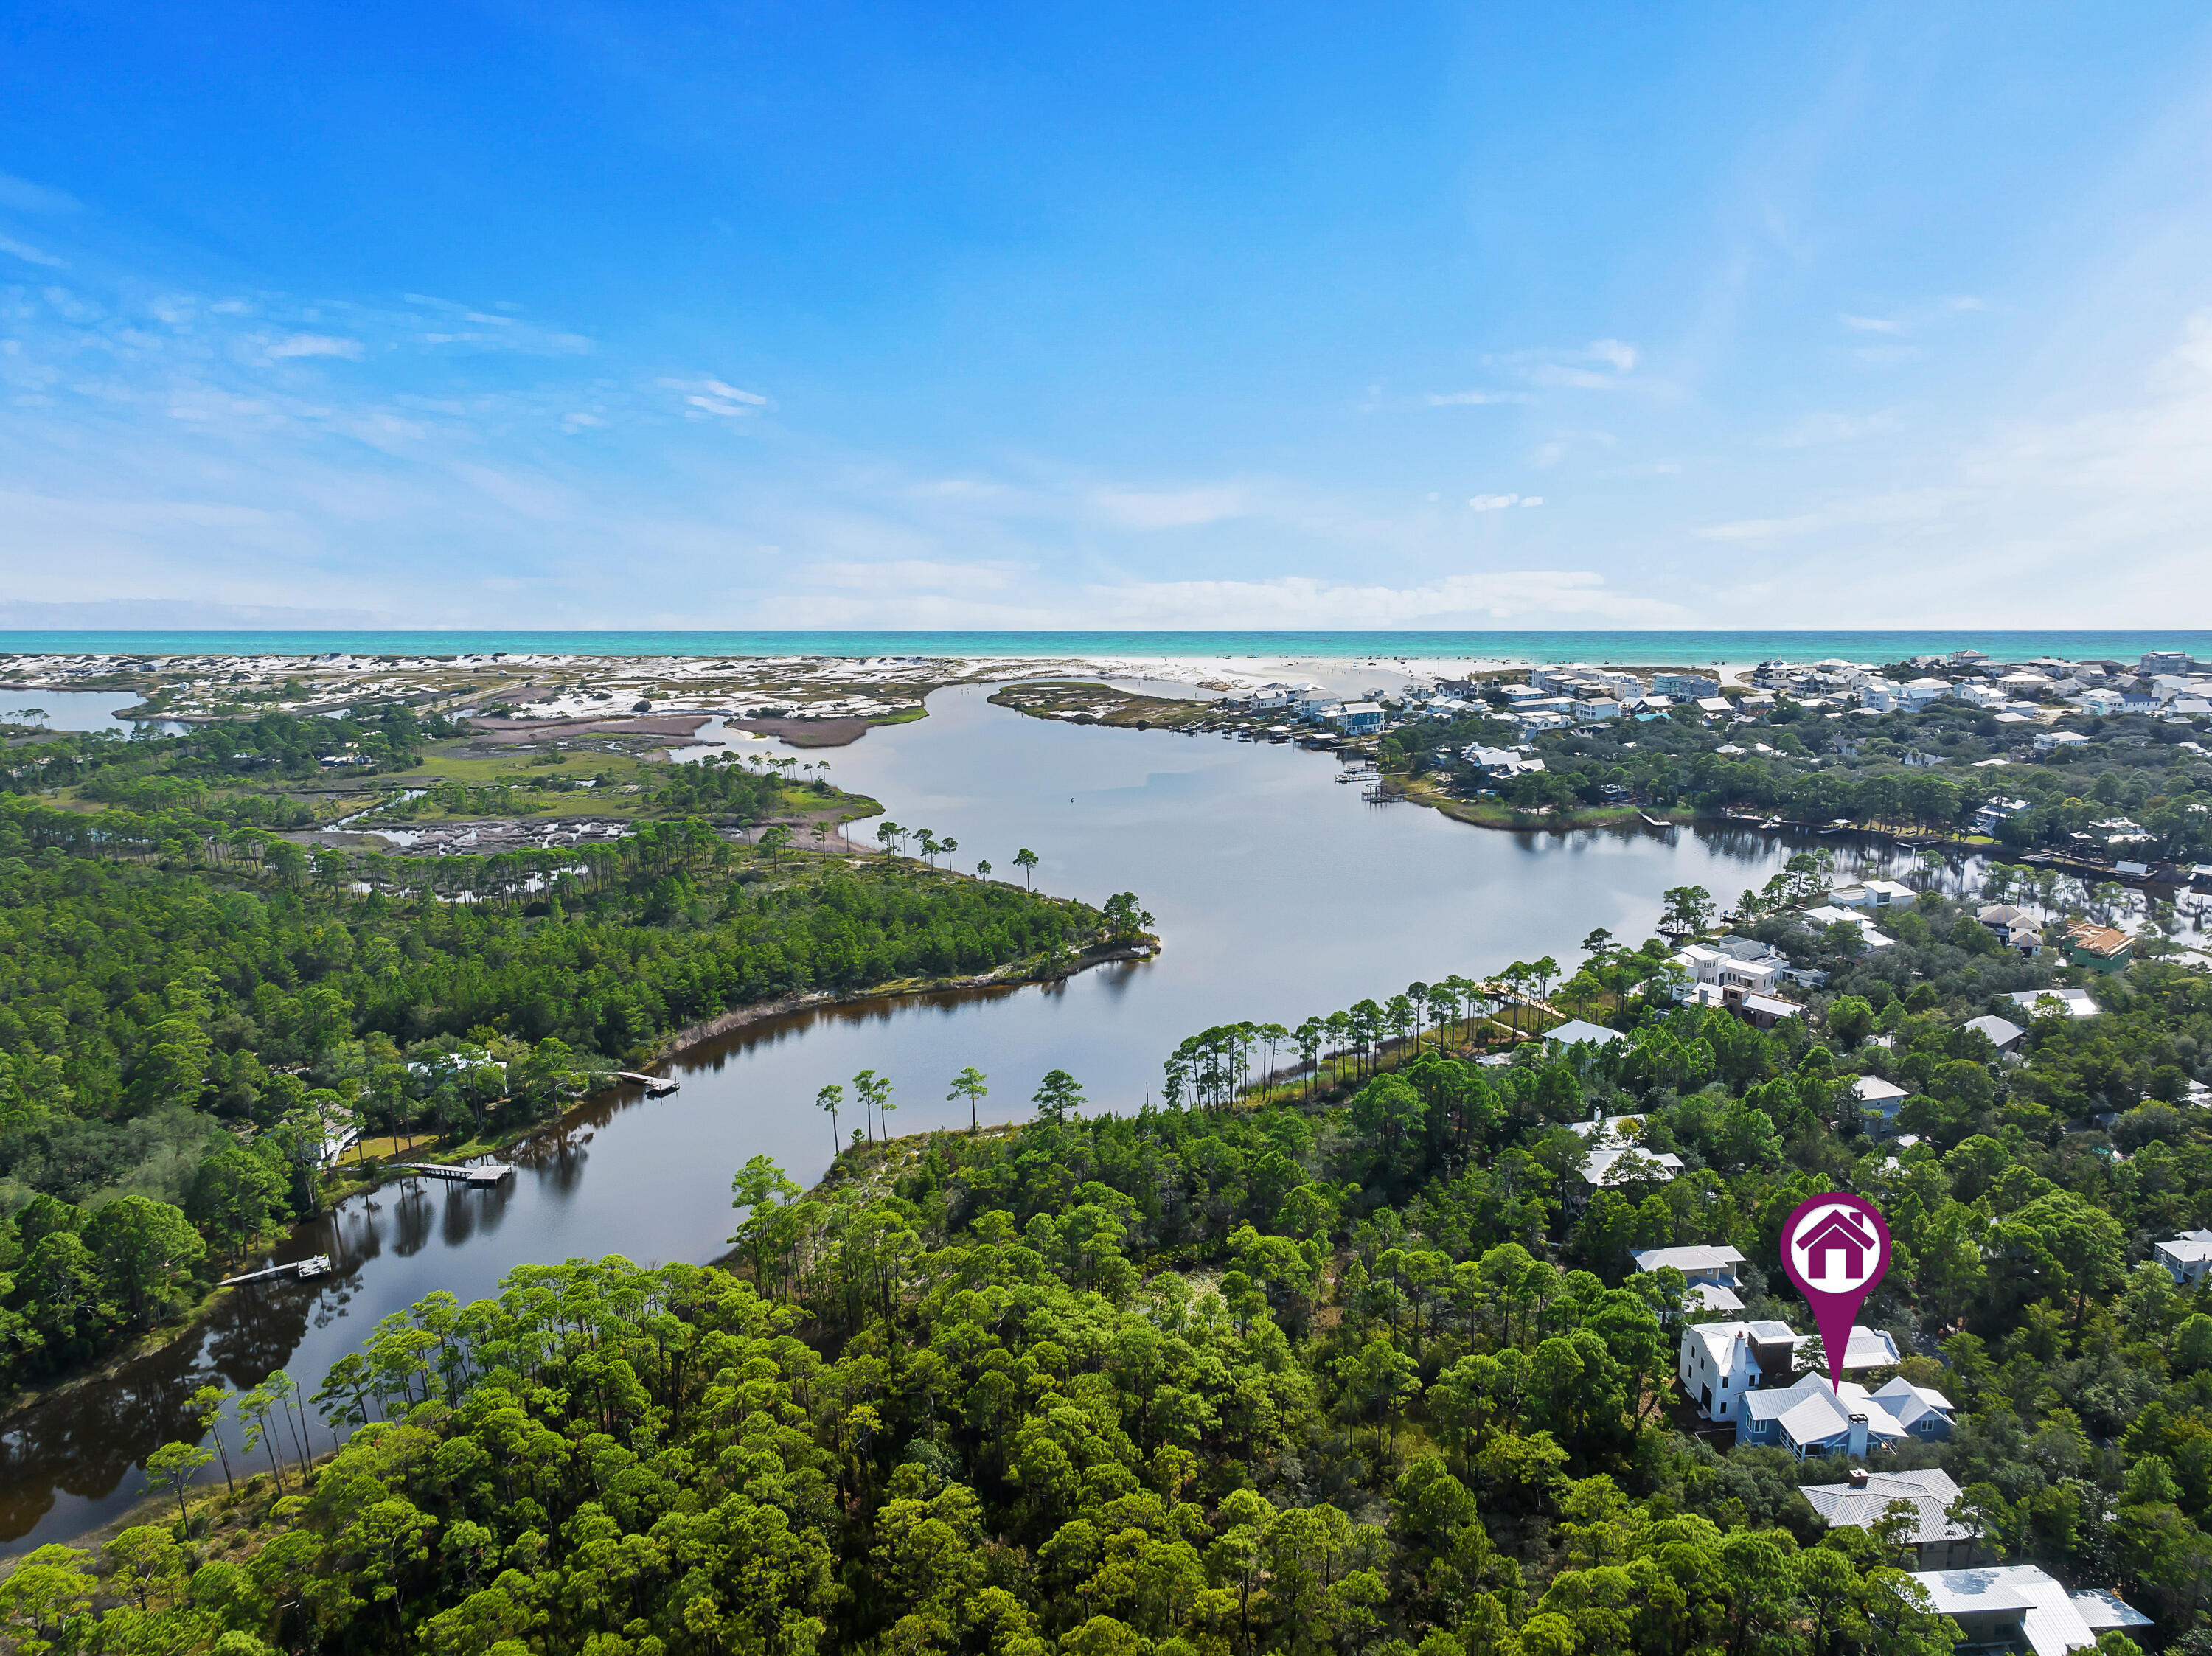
<box><xmin>1911</xmin><ymin>1565</ymin><xmax>2149</xmax><ymax>1656</ymax></box>
<box><xmin>1630</xmin><ymin>1244</ymin><xmax>1747</xmax><ymax>1312</ymax></box>
<box><xmin>1800</xmin><ymin>1467</ymin><xmax>1981</xmax><ymax>1568</ymax></box>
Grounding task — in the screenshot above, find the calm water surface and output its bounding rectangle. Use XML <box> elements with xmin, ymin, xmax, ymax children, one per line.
<box><xmin>0</xmin><ymin>686</ymin><xmax>1903</xmax><ymax>1546</ymax></box>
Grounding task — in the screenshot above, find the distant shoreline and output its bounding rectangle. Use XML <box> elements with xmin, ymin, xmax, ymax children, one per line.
<box><xmin>2</xmin><ymin>627</ymin><xmax>2206</xmax><ymax>669</ymax></box>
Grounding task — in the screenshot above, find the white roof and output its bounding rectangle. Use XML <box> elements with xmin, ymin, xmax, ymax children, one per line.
<box><xmin>1873</xmin><ymin>1375</ymin><xmax>1955</xmax><ymax>1430</ymax></box>
<box><xmin>1631</xmin><ymin>1244</ymin><xmax>1747</xmax><ymax>1275</ymax></box>
<box><xmin>1687</xmin><ymin>1282</ymin><xmax>1744</xmax><ymax>1312</ymax></box>
<box><xmin>1545</xmin><ymin>1018</ymin><xmax>1624</xmax><ymax>1047</ymax></box>
<box><xmin>1833</xmin><ymin>1325</ymin><xmax>1902</xmax><ymax>1368</ymax></box>
<box><xmin>2068</xmin><ymin>1590</ymin><xmax>2152</xmax><ymax>1633</ymax></box>
<box><xmin>1913</xmin><ymin>1565</ymin><xmax>2132</xmax><ymax>1656</ymax></box>
<box><xmin>2008</xmin><ymin>987</ymin><xmax>2098</xmax><ymax>1020</ymax></box>
<box><xmin>1854</xmin><ymin>1075</ymin><xmax>1910</xmax><ymax>1104</ymax></box>
<box><xmin>1581</xmin><ymin>1146</ymin><xmax>1685</xmax><ymax>1186</ymax></box>
<box><xmin>1801</xmin><ymin>1468</ymin><xmax>1968</xmax><ymax>1545</ymax></box>
<box><xmin>1964</xmin><ymin>1015</ymin><xmax>2025</xmax><ymax>1047</ymax></box>
<box><xmin>2160</xmin><ymin>1231</ymin><xmax>2212</xmax><ymax>1264</ymax></box>
<box><xmin>1742</xmin><ymin>1374</ymin><xmax>1909</xmax><ymax>1447</ymax></box>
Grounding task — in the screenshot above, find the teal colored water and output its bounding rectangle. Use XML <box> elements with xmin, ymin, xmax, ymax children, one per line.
<box><xmin>0</xmin><ymin>628</ymin><xmax>2207</xmax><ymax>664</ymax></box>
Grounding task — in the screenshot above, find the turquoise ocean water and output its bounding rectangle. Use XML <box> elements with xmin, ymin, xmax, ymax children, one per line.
<box><xmin>0</xmin><ymin>629</ymin><xmax>2207</xmax><ymax>666</ymax></box>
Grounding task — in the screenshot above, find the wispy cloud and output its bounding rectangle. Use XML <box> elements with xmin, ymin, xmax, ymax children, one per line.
<box><xmin>0</xmin><ymin>172</ymin><xmax>80</xmax><ymax>214</ymax></box>
<box><xmin>1484</xmin><ymin>338</ymin><xmax>1644</xmax><ymax>393</ymax></box>
<box><xmin>1468</xmin><ymin>493</ymin><xmax>1542</xmax><ymax>511</ymax></box>
<box><xmin>1425</xmin><ymin>389</ymin><xmax>1520</xmax><ymax>406</ymax></box>
<box><xmin>260</xmin><ymin>333</ymin><xmax>364</xmax><ymax>361</ymax></box>
<box><xmin>1090</xmin><ymin>484</ymin><xmax>1249</xmax><ymax>529</ymax></box>
<box><xmin>659</xmin><ymin>375</ymin><xmax>772</xmax><ymax>418</ymax></box>
<box><xmin>1839</xmin><ymin>313</ymin><xmax>1899</xmax><ymax>334</ymax></box>
<box><xmin>0</xmin><ymin>235</ymin><xmax>67</xmax><ymax>269</ymax></box>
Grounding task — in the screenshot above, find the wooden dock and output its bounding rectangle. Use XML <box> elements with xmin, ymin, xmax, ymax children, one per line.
<box><xmin>615</xmin><ymin>1071</ymin><xmax>680</xmax><ymax>1095</ymax></box>
<box><xmin>219</xmin><ymin>1254</ymin><xmax>333</xmax><ymax>1288</ymax></box>
<box><xmin>389</xmin><ymin>1161</ymin><xmax>515</xmax><ymax>1186</ymax></box>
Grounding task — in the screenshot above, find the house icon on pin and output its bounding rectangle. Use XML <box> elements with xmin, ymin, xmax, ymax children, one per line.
<box><xmin>1797</xmin><ymin>1208</ymin><xmax>1877</xmax><ymax>1284</ymax></box>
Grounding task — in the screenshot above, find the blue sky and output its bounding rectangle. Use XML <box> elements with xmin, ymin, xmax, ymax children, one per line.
<box><xmin>5</xmin><ymin>2</ymin><xmax>2212</xmax><ymax>629</ymax></box>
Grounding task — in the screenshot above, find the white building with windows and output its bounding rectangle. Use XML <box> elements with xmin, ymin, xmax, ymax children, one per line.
<box><xmin>1679</xmin><ymin>1319</ymin><xmax>1798</xmax><ymax>1423</ymax></box>
<box><xmin>1632</xmin><ymin>1244</ymin><xmax>1747</xmax><ymax>1312</ymax></box>
<box><xmin>1736</xmin><ymin>1368</ymin><xmax>1941</xmax><ymax>1458</ymax></box>
<box><xmin>2156</xmin><ymin>1230</ymin><xmax>2212</xmax><ymax>1285</ymax></box>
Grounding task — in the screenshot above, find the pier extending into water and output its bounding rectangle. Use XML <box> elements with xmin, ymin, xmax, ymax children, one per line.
<box><xmin>389</xmin><ymin>1161</ymin><xmax>516</xmax><ymax>1186</ymax></box>
<box><xmin>218</xmin><ymin>1254</ymin><xmax>333</xmax><ymax>1288</ymax></box>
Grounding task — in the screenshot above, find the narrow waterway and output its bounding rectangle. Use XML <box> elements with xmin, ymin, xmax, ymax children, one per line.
<box><xmin>0</xmin><ymin>684</ymin><xmax>1913</xmax><ymax>1547</ymax></box>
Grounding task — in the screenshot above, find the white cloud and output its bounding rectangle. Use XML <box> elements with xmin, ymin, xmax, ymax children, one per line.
<box><xmin>1426</xmin><ymin>389</ymin><xmax>1518</xmax><ymax>406</ymax></box>
<box><xmin>0</xmin><ymin>236</ymin><xmax>66</xmax><ymax>269</ymax></box>
<box><xmin>1090</xmin><ymin>484</ymin><xmax>1249</xmax><ymax>529</ymax></box>
<box><xmin>1839</xmin><ymin>313</ymin><xmax>1899</xmax><ymax>333</ymax></box>
<box><xmin>659</xmin><ymin>375</ymin><xmax>771</xmax><ymax>418</ymax></box>
<box><xmin>0</xmin><ymin>173</ymin><xmax>80</xmax><ymax>214</ymax></box>
<box><xmin>262</xmin><ymin>333</ymin><xmax>365</xmax><ymax>361</ymax></box>
<box><xmin>1468</xmin><ymin>493</ymin><xmax>1543</xmax><ymax>511</ymax></box>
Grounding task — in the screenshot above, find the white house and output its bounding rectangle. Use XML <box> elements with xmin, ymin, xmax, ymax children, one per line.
<box><xmin>1829</xmin><ymin>880</ymin><xmax>1918</xmax><ymax>911</ymax></box>
<box><xmin>2156</xmin><ymin>1230</ymin><xmax>2212</xmax><ymax>1285</ymax></box>
<box><xmin>1801</xmin><ymin>1467</ymin><xmax>1980</xmax><ymax>1568</ymax></box>
<box><xmin>1680</xmin><ymin>1319</ymin><xmax>1798</xmax><ymax>1422</ymax></box>
<box><xmin>1329</xmin><ymin>702</ymin><xmax>1384</xmax><ymax>734</ymax></box>
<box><xmin>1912</xmin><ymin>1565</ymin><xmax>2149</xmax><ymax>1656</ymax></box>
<box><xmin>2008</xmin><ymin>987</ymin><xmax>2099</xmax><ymax>1020</ymax></box>
<box><xmin>1668</xmin><ymin>939</ymin><xmax>1787</xmax><ymax>998</ymax></box>
<box><xmin>1854</xmin><ymin>1075</ymin><xmax>1912</xmax><ymax>1129</ymax></box>
<box><xmin>1579</xmin><ymin>1145</ymin><xmax>1684</xmax><ymax>1188</ymax></box>
<box><xmin>1803</xmin><ymin>905</ymin><xmax>1898</xmax><ymax>948</ymax></box>
<box><xmin>2034</xmin><ymin>729</ymin><xmax>2093</xmax><ymax>753</ymax></box>
<box><xmin>1631</xmin><ymin>1244</ymin><xmax>1747</xmax><ymax>1311</ymax></box>
<box><xmin>1545</xmin><ymin>1019</ymin><xmax>1625</xmax><ymax>1048</ymax></box>
<box><xmin>1463</xmin><ymin>744</ymin><xmax>1544</xmax><ymax>777</ymax></box>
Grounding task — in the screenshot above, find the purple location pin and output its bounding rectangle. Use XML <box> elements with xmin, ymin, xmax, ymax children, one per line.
<box><xmin>1778</xmin><ymin>1192</ymin><xmax>1891</xmax><ymax>1393</ymax></box>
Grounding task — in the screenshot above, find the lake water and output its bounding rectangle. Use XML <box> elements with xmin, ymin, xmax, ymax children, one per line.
<box><xmin>0</xmin><ymin>689</ymin><xmax>183</xmax><ymax>734</ymax></box>
<box><xmin>0</xmin><ymin>684</ymin><xmax>1909</xmax><ymax>1547</ymax></box>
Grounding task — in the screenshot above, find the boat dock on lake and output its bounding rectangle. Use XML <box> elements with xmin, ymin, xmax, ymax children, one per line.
<box><xmin>219</xmin><ymin>1254</ymin><xmax>333</xmax><ymax>1288</ymax></box>
<box><xmin>615</xmin><ymin>1071</ymin><xmax>681</xmax><ymax>1095</ymax></box>
<box><xmin>389</xmin><ymin>1161</ymin><xmax>516</xmax><ymax>1186</ymax></box>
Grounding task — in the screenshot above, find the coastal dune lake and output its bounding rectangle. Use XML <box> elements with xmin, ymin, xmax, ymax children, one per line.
<box><xmin>0</xmin><ymin>683</ymin><xmax>1891</xmax><ymax>1547</ymax></box>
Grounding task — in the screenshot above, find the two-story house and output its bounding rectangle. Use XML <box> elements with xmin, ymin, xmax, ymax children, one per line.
<box><xmin>1630</xmin><ymin>1244</ymin><xmax>1747</xmax><ymax>1312</ymax></box>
